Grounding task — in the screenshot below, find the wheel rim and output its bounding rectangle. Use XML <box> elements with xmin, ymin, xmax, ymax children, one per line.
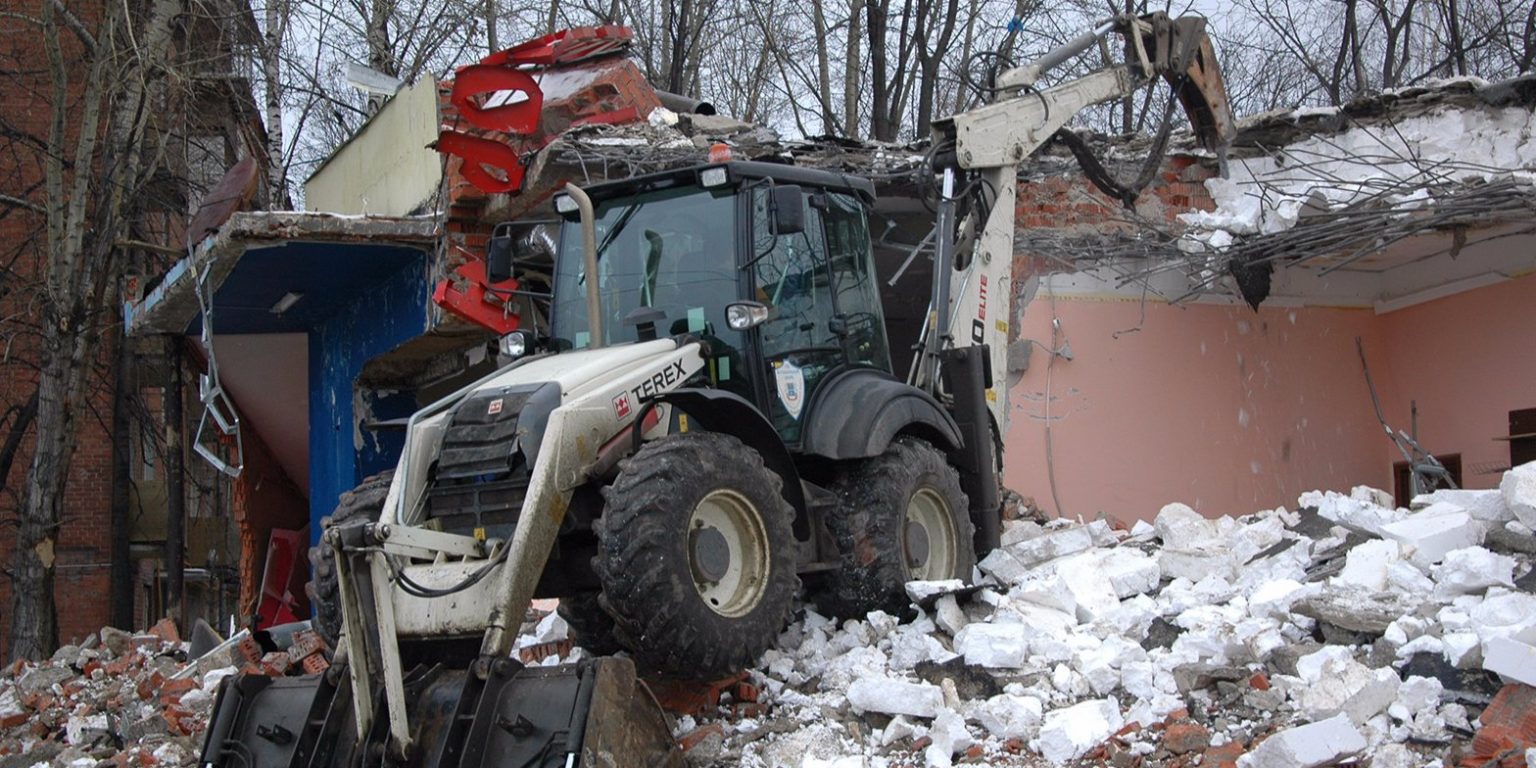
<box><xmin>688</xmin><ymin>489</ymin><xmax>771</xmax><ymax>618</ymax></box>
<box><xmin>904</xmin><ymin>487</ymin><xmax>958</xmax><ymax>580</ymax></box>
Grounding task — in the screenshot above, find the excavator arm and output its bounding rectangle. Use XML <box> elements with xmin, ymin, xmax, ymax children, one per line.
<box><xmin>922</xmin><ymin>13</ymin><xmax>1235</xmax><ymax>438</ymax></box>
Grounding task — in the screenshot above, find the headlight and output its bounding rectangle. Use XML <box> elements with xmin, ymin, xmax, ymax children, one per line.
<box><xmin>499</xmin><ymin>330</ymin><xmax>531</xmax><ymax>358</ymax></box>
<box><xmin>700</xmin><ymin>166</ymin><xmax>729</xmax><ymax>188</ymax></box>
<box><xmin>553</xmin><ymin>194</ymin><xmax>578</xmax><ymax>214</ymax></box>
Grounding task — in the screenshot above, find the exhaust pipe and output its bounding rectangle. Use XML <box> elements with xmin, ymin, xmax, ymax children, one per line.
<box><xmin>563</xmin><ymin>182</ymin><xmax>604</xmax><ymax>349</ymax></box>
<box><xmin>654</xmin><ymin>90</ymin><xmax>716</xmax><ymax>116</ymax></box>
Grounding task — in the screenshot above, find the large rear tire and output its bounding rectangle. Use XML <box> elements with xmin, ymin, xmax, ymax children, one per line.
<box><xmin>814</xmin><ymin>438</ymin><xmax>975</xmax><ymax>619</ymax></box>
<box><xmin>593</xmin><ymin>432</ymin><xmax>798</xmax><ymax>680</ymax></box>
<box><xmin>306</xmin><ymin>472</ymin><xmax>392</xmax><ymax>646</ymax></box>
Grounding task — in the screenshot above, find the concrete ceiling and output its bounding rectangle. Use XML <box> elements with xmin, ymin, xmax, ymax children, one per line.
<box><xmin>206</xmin><ymin>333</ymin><xmax>310</xmax><ymax>493</ymax></box>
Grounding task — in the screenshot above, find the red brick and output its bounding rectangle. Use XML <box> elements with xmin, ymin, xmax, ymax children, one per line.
<box><xmin>1203</xmin><ymin>741</ymin><xmax>1245</xmax><ymax>768</ymax></box>
<box><xmin>1163</xmin><ymin>722</ymin><xmax>1211</xmax><ymax>755</ymax></box>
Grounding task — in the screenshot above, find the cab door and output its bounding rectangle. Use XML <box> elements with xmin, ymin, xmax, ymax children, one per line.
<box><xmin>748</xmin><ymin>189</ymin><xmax>891</xmax><ymax>443</ymax></box>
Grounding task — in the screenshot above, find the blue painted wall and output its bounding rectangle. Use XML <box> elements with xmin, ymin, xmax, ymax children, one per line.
<box><xmin>308</xmin><ymin>254</ymin><xmax>430</xmax><ymax>541</ymax></box>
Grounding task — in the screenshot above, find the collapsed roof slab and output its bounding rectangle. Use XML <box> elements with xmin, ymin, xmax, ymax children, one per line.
<box><xmin>125</xmin><ymin>211</ymin><xmax>440</xmax><ymax>337</ymax></box>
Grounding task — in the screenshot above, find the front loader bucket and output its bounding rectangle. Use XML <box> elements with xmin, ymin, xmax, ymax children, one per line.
<box><xmin>199</xmin><ymin>656</ymin><xmax>682</xmax><ymax>768</ymax></box>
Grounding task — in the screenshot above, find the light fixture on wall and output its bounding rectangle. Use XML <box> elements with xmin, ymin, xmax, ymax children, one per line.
<box><xmin>270</xmin><ymin>292</ymin><xmax>304</xmax><ymax>314</ymax></box>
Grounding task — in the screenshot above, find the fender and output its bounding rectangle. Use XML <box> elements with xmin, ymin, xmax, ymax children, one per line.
<box><xmin>649</xmin><ymin>388</ymin><xmax>808</xmax><ymax>520</ymax></box>
<box><xmin>800</xmin><ymin>369</ymin><xmax>963</xmax><ymax>460</ymax></box>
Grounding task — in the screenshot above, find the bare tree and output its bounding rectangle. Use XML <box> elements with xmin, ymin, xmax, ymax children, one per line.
<box><xmin>0</xmin><ymin>0</ymin><xmax>188</xmax><ymax>659</ymax></box>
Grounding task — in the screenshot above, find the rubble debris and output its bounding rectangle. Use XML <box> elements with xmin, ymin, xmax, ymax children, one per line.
<box><xmin>15</xmin><ymin>465</ymin><xmax>1536</xmax><ymax>768</ymax></box>
<box><xmin>0</xmin><ymin>620</ymin><xmax>328</xmax><ymax>768</ymax></box>
<box><xmin>669</xmin><ymin>469</ymin><xmax>1536</xmax><ymax>766</ymax></box>
<box><xmin>1238</xmin><ymin>714</ymin><xmax>1366</xmax><ymax>768</ymax></box>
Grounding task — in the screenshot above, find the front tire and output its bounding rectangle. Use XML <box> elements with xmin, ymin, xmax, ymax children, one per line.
<box><xmin>593</xmin><ymin>432</ymin><xmax>798</xmax><ymax>680</ymax></box>
<box><xmin>306</xmin><ymin>472</ymin><xmax>392</xmax><ymax>646</ymax></box>
<box><xmin>557</xmin><ymin>592</ymin><xmax>623</xmax><ymax>656</ymax></box>
<box><xmin>815</xmin><ymin>438</ymin><xmax>975</xmax><ymax>618</ymax></box>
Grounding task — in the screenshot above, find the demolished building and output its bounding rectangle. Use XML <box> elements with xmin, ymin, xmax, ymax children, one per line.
<box><xmin>120</xmin><ymin>55</ymin><xmax>1535</xmax><ymax>639</ymax></box>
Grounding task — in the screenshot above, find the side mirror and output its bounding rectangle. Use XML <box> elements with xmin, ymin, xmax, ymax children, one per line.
<box><xmin>486</xmin><ymin>222</ymin><xmax>517</xmax><ymax>284</ymax></box>
<box><xmin>770</xmin><ymin>185</ymin><xmax>805</xmax><ymax>235</ymax></box>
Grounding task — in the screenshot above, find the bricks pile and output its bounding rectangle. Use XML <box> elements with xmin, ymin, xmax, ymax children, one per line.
<box><xmin>0</xmin><ymin>621</ymin><xmax>330</xmax><ymax>768</ymax></box>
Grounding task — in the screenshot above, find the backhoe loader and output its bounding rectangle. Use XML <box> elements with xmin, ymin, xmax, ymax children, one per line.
<box><xmin>199</xmin><ymin>13</ymin><xmax>1232</xmax><ymax>768</ymax></box>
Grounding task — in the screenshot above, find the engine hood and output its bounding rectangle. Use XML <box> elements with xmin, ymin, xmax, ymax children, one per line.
<box><xmin>477</xmin><ymin>338</ymin><xmax>693</xmax><ymax>399</ymax></box>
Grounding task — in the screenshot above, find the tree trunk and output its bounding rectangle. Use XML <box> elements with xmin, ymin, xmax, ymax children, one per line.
<box><xmin>163</xmin><ymin>337</ymin><xmax>185</xmax><ymax>625</ymax></box>
<box><xmin>812</xmin><ymin>0</ymin><xmax>837</xmax><ymax>133</ymax></box>
<box><xmin>486</xmin><ymin>0</ymin><xmax>498</xmax><ymax>52</ymax></box>
<box><xmin>367</xmin><ymin>0</ymin><xmax>396</xmax><ymax>77</ymax></box>
<box><xmin>1121</xmin><ymin>0</ymin><xmax>1135</xmax><ymax>133</ymax></box>
<box><xmin>263</xmin><ymin>0</ymin><xmax>287</xmax><ymax>206</ymax></box>
<box><xmin>109</xmin><ymin>324</ymin><xmax>134</xmax><ymax>629</ymax></box>
<box><xmin>844</xmin><ymin>0</ymin><xmax>864</xmax><ymax>138</ymax></box>
<box><xmin>1444</xmin><ymin>0</ymin><xmax>1467</xmax><ymax>75</ymax></box>
<box><xmin>866</xmin><ymin>0</ymin><xmax>892</xmax><ymax>140</ymax></box>
<box><xmin>9</xmin><ymin>342</ymin><xmax>69</xmax><ymax>660</ymax></box>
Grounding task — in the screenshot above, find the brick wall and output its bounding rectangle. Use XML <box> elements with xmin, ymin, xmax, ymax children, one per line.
<box><xmin>1012</xmin><ymin>152</ymin><xmax>1219</xmax><ymax>277</ymax></box>
<box><xmin>0</xmin><ymin>0</ymin><xmax>122</xmax><ymax>655</ymax></box>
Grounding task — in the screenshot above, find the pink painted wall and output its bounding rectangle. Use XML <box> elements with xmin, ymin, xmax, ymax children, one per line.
<box><xmin>1002</xmin><ymin>296</ymin><xmax>1400</xmax><ymax>522</ymax></box>
<box><xmin>1002</xmin><ymin>273</ymin><xmax>1536</xmax><ymax>522</ymax></box>
<box><xmin>1376</xmin><ymin>272</ymin><xmax>1536</xmax><ymax>490</ymax></box>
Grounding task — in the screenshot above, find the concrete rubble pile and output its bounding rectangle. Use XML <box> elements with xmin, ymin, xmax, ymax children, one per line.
<box><xmin>0</xmin><ymin>620</ymin><xmax>331</xmax><ymax>768</ymax></box>
<box><xmin>9</xmin><ymin>461</ymin><xmax>1536</xmax><ymax>767</ymax></box>
<box><xmin>645</xmin><ymin>460</ymin><xmax>1536</xmax><ymax>767</ymax></box>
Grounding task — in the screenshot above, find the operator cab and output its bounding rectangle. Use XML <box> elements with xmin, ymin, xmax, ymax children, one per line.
<box><xmin>542</xmin><ymin>162</ymin><xmax>893</xmax><ymax>444</ymax></box>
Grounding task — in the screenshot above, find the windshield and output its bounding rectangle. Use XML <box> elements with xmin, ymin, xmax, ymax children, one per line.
<box><xmin>550</xmin><ymin>186</ymin><xmax>740</xmax><ymax>349</ymax></box>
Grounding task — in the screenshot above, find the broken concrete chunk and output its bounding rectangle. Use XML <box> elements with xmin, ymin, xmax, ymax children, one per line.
<box><xmin>1172</xmin><ymin>663</ymin><xmax>1247</xmax><ymax>694</ymax></box>
<box><xmin>905</xmin><ymin>579</ymin><xmax>967</xmax><ymax>603</ymax></box>
<box><xmin>846</xmin><ymin>677</ymin><xmax>945</xmax><ymax>719</ymax></box>
<box><xmin>1097</xmin><ymin>548</ymin><xmax>1161</xmax><ymax>598</ymax></box>
<box><xmin>924</xmin><ymin>709</ymin><xmax>972</xmax><ymax>767</ymax></box>
<box><xmin>1008</xmin><ymin>525</ymin><xmax>1093</xmax><ymax>566</ymax></box>
<box><xmin>64</xmin><ymin>712</ymin><xmax>110</xmax><ymax>746</ymax></box>
<box><xmin>1381</xmin><ymin>509</ymin><xmax>1482</xmax><ymax>565</ymax></box>
<box><xmin>1238</xmin><ymin>714</ymin><xmax>1367</xmax><ymax>768</ymax></box>
<box><xmin>1157</xmin><ymin>544</ymin><xmax>1235</xmax><ymax>582</ymax></box>
<box><xmin>934</xmin><ymin>595</ymin><xmax>967</xmax><ymax>636</ymax></box>
<box><xmin>879</xmin><ymin>715</ymin><xmax>923</xmax><ymax>747</ymax></box>
<box><xmin>1153</xmin><ymin>503</ymin><xmax>1217</xmax><ymax>548</ymax></box>
<box><xmin>1501</xmin><ymin>461</ymin><xmax>1536</xmax><ymax>528</ymax></box>
<box><xmin>967</xmin><ymin>693</ymin><xmax>1043</xmax><ymax>740</ymax></box>
<box><xmin>1469</xmin><ymin>590</ymin><xmax>1536</xmax><ymax>654</ymax></box>
<box><xmin>1416</xmin><ymin>488</ymin><xmax>1514</xmax><ymax>524</ymax></box>
<box><xmin>1000</xmin><ymin>519</ymin><xmax>1044</xmax><ymax>547</ymax></box>
<box><xmin>1293</xmin><ymin>588</ymin><xmax>1421</xmax><ymax>635</ymax></box>
<box><xmin>1248</xmin><ymin>579</ymin><xmax>1308</xmax><ymax>619</ymax></box>
<box><xmin>977</xmin><ymin>548</ymin><xmax>1029</xmax><ymax>585</ymax></box>
<box><xmin>1484</xmin><ymin>629</ymin><xmax>1536</xmax><ymax>686</ymax></box>
<box><xmin>953</xmin><ymin>624</ymin><xmax>1029</xmax><ymax>669</ymax></box>
<box><xmin>1336</xmin><ymin>538</ymin><xmax>1403</xmax><ymax>591</ymax></box>
<box><xmin>99</xmin><ymin>626</ymin><xmax>134</xmax><ymax>658</ymax></box>
<box><xmin>1033</xmin><ymin>698</ymin><xmax>1123</xmax><ymax>763</ymax></box>
<box><xmin>1352</xmin><ymin>485</ymin><xmax>1395</xmax><ymax>508</ymax></box>
<box><xmin>1433</xmin><ymin>546</ymin><xmax>1516</xmax><ymax>595</ymax></box>
<box><xmin>1294</xmin><ymin>660</ymin><xmax>1401</xmax><ymax>725</ymax></box>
